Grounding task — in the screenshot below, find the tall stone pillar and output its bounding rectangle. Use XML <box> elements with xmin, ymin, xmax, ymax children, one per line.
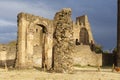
<box><xmin>15</xmin><ymin>13</ymin><xmax>27</xmax><ymax>68</ymax></box>
<box><xmin>117</xmin><ymin>0</ymin><xmax>120</xmax><ymax>66</ymax></box>
<box><xmin>53</xmin><ymin>8</ymin><xmax>74</xmax><ymax>73</ymax></box>
<box><xmin>26</xmin><ymin>28</ymin><xmax>34</xmax><ymax>68</ymax></box>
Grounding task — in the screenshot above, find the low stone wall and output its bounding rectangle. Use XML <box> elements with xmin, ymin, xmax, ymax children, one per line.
<box><xmin>0</xmin><ymin>42</ymin><xmax>16</xmax><ymax>67</ymax></box>
<box><xmin>0</xmin><ymin>60</ymin><xmax>15</xmax><ymax>67</ymax></box>
<box><xmin>73</xmin><ymin>45</ymin><xmax>102</xmax><ymax>66</ymax></box>
<box><xmin>0</xmin><ymin>51</ymin><xmax>15</xmax><ymax>67</ymax></box>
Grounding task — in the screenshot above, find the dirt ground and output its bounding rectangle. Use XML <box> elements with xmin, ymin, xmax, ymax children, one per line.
<box><xmin>0</xmin><ymin>67</ymin><xmax>120</xmax><ymax>80</ymax></box>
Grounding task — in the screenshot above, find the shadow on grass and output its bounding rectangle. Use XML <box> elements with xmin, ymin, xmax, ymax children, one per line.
<box><xmin>73</xmin><ymin>65</ymin><xmax>114</xmax><ymax>73</ymax></box>
<box><xmin>101</xmin><ymin>66</ymin><xmax>112</xmax><ymax>69</ymax></box>
<box><xmin>33</xmin><ymin>66</ymin><xmax>43</xmax><ymax>71</ymax></box>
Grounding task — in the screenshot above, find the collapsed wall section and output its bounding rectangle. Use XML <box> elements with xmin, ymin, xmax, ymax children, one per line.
<box><xmin>0</xmin><ymin>42</ymin><xmax>16</xmax><ymax>67</ymax></box>
<box><xmin>53</xmin><ymin>8</ymin><xmax>75</xmax><ymax>73</ymax></box>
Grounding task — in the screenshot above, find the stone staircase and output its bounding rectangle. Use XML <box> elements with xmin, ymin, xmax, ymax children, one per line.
<box><xmin>73</xmin><ymin>45</ymin><xmax>102</xmax><ymax>66</ymax></box>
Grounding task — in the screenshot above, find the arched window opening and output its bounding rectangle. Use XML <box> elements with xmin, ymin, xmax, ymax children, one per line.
<box><xmin>80</xmin><ymin>28</ymin><xmax>89</xmax><ymax>45</ymax></box>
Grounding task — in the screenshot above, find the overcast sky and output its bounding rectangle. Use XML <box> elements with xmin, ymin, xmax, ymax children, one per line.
<box><xmin>0</xmin><ymin>0</ymin><xmax>117</xmax><ymax>50</ymax></box>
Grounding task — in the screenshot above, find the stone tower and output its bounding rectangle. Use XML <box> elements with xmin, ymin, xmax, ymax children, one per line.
<box><xmin>73</xmin><ymin>15</ymin><xmax>94</xmax><ymax>45</ymax></box>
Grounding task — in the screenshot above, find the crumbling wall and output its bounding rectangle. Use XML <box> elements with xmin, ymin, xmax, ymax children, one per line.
<box><xmin>0</xmin><ymin>41</ymin><xmax>16</xmax><ymax>67</ymax></box>
<box><xmin>16</xmin><ymin>13</ymin><xmax>53</xmax><ymax>69</ymax></box>
<box><xmin>53</xmin><ymin>8</ymin><xmax>74</xmax><ymax>73</ymax></box>
<box><xmin>0</xmin><ymin>8</ymin><xmax>102</xmax><ymax>70</ymax></box>
<box><xmin>0</xmin><ymin>44</ymin><xmax>7</xmax><ymax>67</ymax></box>
<box><xmin>73</xmin><ymin>45</ymin><xmax>102</xmax><ymax>66</ymax></box>
<box><xmin>76</xmin><ymin>15</ymin><xmax>94</xmax><ymax>44</ymax></box>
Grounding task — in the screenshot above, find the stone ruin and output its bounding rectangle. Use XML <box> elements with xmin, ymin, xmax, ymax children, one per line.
<box><xmin>0</xmin><ymin>41</ymin><xmax>16</xmax><ymax>67</ymax></box>
<box><xmin>53</xmin><ymin>8</ymin><xmax>74</xmax><ymax>72</ymax></box>
<box><xmin>0</xmin><ymin>8</ymin><xmax>102</xmax><ymax>73</ymax></box>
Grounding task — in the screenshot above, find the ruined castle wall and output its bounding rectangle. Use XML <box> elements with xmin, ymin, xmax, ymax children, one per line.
<box><xmin>0</xmin><ymin>42</ymin><xmax>16</xmax><ymax>67</ymax></box>
<box><xmin>73</xmin><ymin>45</ymin><xmax>102</xmax><ymax>66</ymax></box>
<box><xmin>16</xmin><ymin>13</ymin><xmax>53</xmax><ymax>68</ymax></box>
<box><xmin>14</xmin><ymin>8</ymin><xmax>100</xmax><ymax>70</ymax></box>
<box><xmin>0</xmin><ymin>51</ymin><xmax>7</xmax><ymax>67</ymax></box>
<box><xmin>72</xmin><ymin>15</ymin><xmax>102</xmax><ymax>67</ymax></box>
<box><xmin>53</xmin><ymin>8</ymin><xmax>74</xmax><ymax>73</ymax></box>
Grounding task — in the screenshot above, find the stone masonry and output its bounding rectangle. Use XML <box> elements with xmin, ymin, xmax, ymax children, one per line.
<box><xmin>15</xmin><ymin>13</ymin><xmax>53</xmax><ymax>69</ymax></box>
<box><xmin>53</xmin><ymin>8</ymin><xmax>74</xmax><ymax>73</ymax></box>
<box><xmin>15</xmin><ymin>8</ymin><xmax>102</xmax><ymax>71</ymax></box>
<box><xmin>0</xmin><ymin>41</ymin><xmax>16</xmax><ymax>67</ymax></box>
<box><xmin>0</xmin><ymin>8</ymin><xmax>102</xmax><ymax>72</ymax></box>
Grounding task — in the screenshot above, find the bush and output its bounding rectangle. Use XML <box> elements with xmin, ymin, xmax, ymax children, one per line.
<box><xmin>94</xmin><ymin>44</ymin><xmax>103</xmax><ymax>53</ymax></box>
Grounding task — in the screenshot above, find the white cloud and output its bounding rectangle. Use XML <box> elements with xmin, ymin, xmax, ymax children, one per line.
<box><xmin>0</xmin><ymin>19</ymin><xmax>16</xmax><ymax>27</ymax></box>
<box><xmin>0</xmin><ymin>0</ymin><xmax>117</xmax><ymax>50</ymax></box>
<box><xmin>0</xmin><ymin>0</ymin><xmax>56</xmax><ymax>43</ymax></box>
<box><xmin>0</xmin><ymin>1</ymin><xmax>56</xmax><ymax>20</ymax></box>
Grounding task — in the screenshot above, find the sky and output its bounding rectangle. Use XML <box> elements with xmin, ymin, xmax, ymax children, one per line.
<box><xmin>0</xmin><ymin>0</ymin><xmax>117</xmax><ymax>50</ymax></box>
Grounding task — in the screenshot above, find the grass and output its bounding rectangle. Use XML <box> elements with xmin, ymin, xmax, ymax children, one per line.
<box><xmin>73</xmin><ymin>64</ymin><xmax>97</xmax><ymax>68</ymax></box>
